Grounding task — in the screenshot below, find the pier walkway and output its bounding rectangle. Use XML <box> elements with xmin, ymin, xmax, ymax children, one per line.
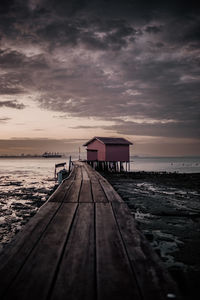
<box><xmin>0</xmin><ymin>161</ymin><xmax>180</xmax><ymax>300</ymax></box>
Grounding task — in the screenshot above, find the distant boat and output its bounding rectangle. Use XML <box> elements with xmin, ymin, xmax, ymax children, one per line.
<box><xmin>42</xmin><ymin>152</ymin><xmax>62</xmax><ymax>158</ymax></box>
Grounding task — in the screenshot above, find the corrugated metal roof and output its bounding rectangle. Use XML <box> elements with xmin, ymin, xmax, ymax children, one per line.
<box><xmin>83</xmin><ymin>137</ymin><xmax>133</xmax><ymax>146</ymax></box>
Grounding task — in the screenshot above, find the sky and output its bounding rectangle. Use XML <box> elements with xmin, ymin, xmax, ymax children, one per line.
<box><xmin>0</xmin><ymin>0</ymin><xmax>200</xmax><ymax>156</ymax></box>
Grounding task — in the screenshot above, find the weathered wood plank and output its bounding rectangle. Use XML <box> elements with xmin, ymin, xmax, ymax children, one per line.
<box><xmin>91</xmin><ymin>179</ymin><xmax>108</xmax><ymax>202</ymax></box>
<box><xmin>49</xmin><ymin>167</ymin><xmax>76</xmax><ymax>202</ymax></box>
<box><xmin>75</xmin><ymin>164</ymin><xmax>82</xmax><ymax>180</ymax></box>
<box><xmin>49</xmin><ymin>179</ymin><xmax>73</xmax><ymax>202</ymax></box>
<box><xmin>51</xmin><ymin>164</ymin><xmax>82</xmax><ymax>203</ymax></box>
<box><xmin>2</xmin><ymin>203</ymin><xmax>78</xmax><ymax>300</ymax></box>
<box><xmin>84</xmin><ymin>162</ymin><xmax>123</xmax><ymax>203</ymax></box>
<box><xmin>99</xmin><ymin>178</ymin><xmax>123</xmax><ymax>203</ymax></box>
<box><xmin>81</xmin><ymin>166</ymin><xmax>90</xmax><ymax>180</ymax></box>
<box><xmin>95</xmin><ymin>203</ymin><xmax>142</xmax><ymax>300</ymax></box>
<box><xmin>63</xmin><ymin>178</ymin><xmax>82</xmax><ymax>202</ymax></box>
<box><xmin>83</xmin><ymin>163</ymin><xmax>110</xmax><ymax>203</ymax></box>
<box><xmin>0</xmin><ymin>202</ymin><xmax>60</xmax><ymax>298</ymax></box>
<box><xmin>50</xmin><ymin>203</ymin><xmax>95</xmax><ymax>300</ymax></box>
<box><xmin>112</xmin><ymin>202</ymin><xmax>181</xmax><ymax>300</ymax></box>
<box><xmin>79</xmin><ymin>179</ymin><xmax>93</xmax><ymax>202</ymax></box>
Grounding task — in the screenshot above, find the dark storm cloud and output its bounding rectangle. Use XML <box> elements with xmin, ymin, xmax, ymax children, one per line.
<box><xmin>0</xmin><ymin>100</ymin><xmax>25</xmax><ymax>109</ymax></box>
<box><xmin>0</xmin><ymin>49</ymin><xmax>48</xmax><ymax>70</ymax></box>
<box><xmin>0</xmin><ymin>0</ymin><xmax>200</xmax><ymax>140</ymax></box>
<box><xmin>145</xmin><ymin>25</ymin><xmax>163</xmax><ymax>34</ymax></box>
<box><xmin>102</xmin><ymin>119</ymin><xmax>200</xmax><ymax>139</ymax></box>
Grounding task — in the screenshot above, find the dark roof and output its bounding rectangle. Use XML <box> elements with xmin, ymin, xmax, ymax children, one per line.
<box><xmin>83</xmin><ymin>137</ymin><xmax>133</xmax><ymax>146</ymax></box>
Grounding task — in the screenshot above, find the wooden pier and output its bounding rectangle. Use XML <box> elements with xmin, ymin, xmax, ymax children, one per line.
<box><xmin>0</xmin><ymin>161</ymin><xmax>180</xmax><ymax>300</ymax></box>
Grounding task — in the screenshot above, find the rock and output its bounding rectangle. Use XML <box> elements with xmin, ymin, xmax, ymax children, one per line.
<box><xmin>144</xmin><ymin>232</ymin><xmax>154</xmax><ymax>242</ymax></box>
<box><xmin>0</xmin><ymin>217</ymin><xmax>6</xmax><ymax>226</ymax></box>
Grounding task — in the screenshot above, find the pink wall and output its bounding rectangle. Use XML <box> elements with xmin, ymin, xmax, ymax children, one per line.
<box><xmin>87</xmin><ymin>140</ymin><xmax>106</xmax><ymax>161</ymax></box>
<box><xmin>86</xmin><ymin>139</ymin><xmax>130</xmax><ymax>161</ymax></box>
<box><xmin>105</xmin><ymin>145</ymin><xmax>130</xmax><ymax>162</ymax></box>
<box><xmin>87</xmin><ymin>150</ymin><xmax>97</xmax><ymax>161</ymax></box>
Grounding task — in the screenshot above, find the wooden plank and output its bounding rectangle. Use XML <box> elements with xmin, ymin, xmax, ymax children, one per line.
<box><xmin>49</xmin><ymin>179</ymin><xmax>73</xmax><ymax>202</ymax></box>
<box><xmin>112</xmin><ymin>202</ymin><xmax>181</xmax><ymax>300</ymax></box>
<box><xmin>83</xmin><ymin>163</ymin><xmax>108</xmax><ymax>203</ymax></box>
<box><xmin>99</xmin><ymin>178</ymin><xmax>123</xmax><ymax>203</ymax></box>
<box><xmin>50</xmin><ymin>203</ymin><xmax>95</xmax><ymax>300</ymax></box>
<box><xmin>95</xmin><ymin>203</ymin><xmax>142</xmax><ymax>300</ymax></box>
<box><xmin>91</xmin><ymin>179</ymin><xmax>108</xmax><ymax>203</ymax></box>
<box><xmin>48</xmin><ymin>163</ymin><xmax>82</xmax><ymax>203</ymax></box>
<box><xmin>83</xmin><ymin>162</ymin><xmax>101</xmax><ymax>182</ymax></box>
<box><xmin>63</xmin><ymin>178</ymin><xmax>82</xmax><ymax>202</ymax></box>
<box><xmin>49</xmin><ymin>167</ymin><xmax>76</xmax><ymax>202</ymax></box>
<box><xmin>81</xmin><ymin>166</ymin><xmax>90</xmax><ymax>180</ymax></box>
<box><xmin>2</xmin><ymin>203</ymin><xmax>78</xmax><ymax>300</ymax></box>
<box><xmin>0</xmin><ymin>202</ymin><xmax>60</xmax><ymax>298</ymax></box>
<box><xmin>84</xmin><ymin>162</ymin><xmax>123</xmax><ymax>203</ymax></box>
<box><xmin>75</xmin><ymin>164</ymin><xmax>82</xmax><ymax>180</ymax></box>
<box><xmin>60</xmin><ymin>164</ymin><xmax>82</xmax><ymax>202</ymax></box>
<box><xmin>79</xmin><ymin>179</ymin><xmax>93</xmax><ymax>202</ymax></box>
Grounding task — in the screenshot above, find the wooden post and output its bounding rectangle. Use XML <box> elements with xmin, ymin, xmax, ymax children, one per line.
<box><xmin>68</xmin><ymin>156</ymin><xmax>72</xmax><ymax>173</ymax></box>
<box><xmin>54</xmin><ymin>166</ymin><xmax>57</xmax><ymax>181</ymax></box>
<box><xmin>79</xmin><ymin>147</ymin><xmax>80</xmax><ymax>161</ymax></box>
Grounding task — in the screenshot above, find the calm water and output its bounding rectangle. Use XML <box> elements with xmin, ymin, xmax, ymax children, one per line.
<box><xmin>0</xmin><ymin>157</ymin><xmax>70</xmax><ymax>180</ymax></box>
<box><xmin>130</xmin><ymin>156</ymin><xmax>200</xmax><ymax>173</ymax></box>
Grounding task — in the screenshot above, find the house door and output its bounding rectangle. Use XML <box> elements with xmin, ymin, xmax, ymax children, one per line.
<box><xmin>87</xmin><ymin>149</ymin><xmax>98</xmax><ymax>161</ymax></box>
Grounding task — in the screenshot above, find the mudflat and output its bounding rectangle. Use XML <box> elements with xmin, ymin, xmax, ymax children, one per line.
<box><xmin>103</xmin><ymin>172</ymin><xmax>200</xmax><ymax>300</ymax></box>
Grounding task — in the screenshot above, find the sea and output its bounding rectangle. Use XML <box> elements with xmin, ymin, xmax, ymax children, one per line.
<box><xmin>130</xmin><ymin>156</ymin><xmax>200</xmax><ymax>173</ymax></box>
<box><xmin>0</xmin><ymin>156</ymin><xmax>200</xmax><ymax>248</ymax></box>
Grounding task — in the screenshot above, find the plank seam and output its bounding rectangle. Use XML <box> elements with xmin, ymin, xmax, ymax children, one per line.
<box><xmin>77</xmin><ymin>165</ymin><xmax>83</xmax><ymax>203</ymax></box>
<box><xmin>78</xmin><ymin>179</ymin><xmax>83</xmax><ymax>203</ymax></box>
<box><xmin>83</xmin><ymin>163</ymin><xmax>108</xmax><ymax>203</ymax></box>
<box><xmin>94</xmin><ymin>203</ymin><xmax>97</xmax><ymax>300</ymax></box>
<box><xmin>49</xmin><ymin>168</ymin><xmax>75</xmax><ymax>202</ymax></box>
<box><xmin>83</xmin><ymin>164</ymin><xmax>96</xmax><ymax>202</ymax></box>
<box><xmin>97</xmin><ymin>178</ymin><xmax>109</xmax><ymax>203</ymax></box>
<box><xmin>89</xmin><ymin>179</ymin><xmax>93</xmax><ymax>203</ymax></box>
<box><xmin>90</xmin><ymin>175</ymin><xmax>98</xmax><ymax>299</ymax></box>
<box><xmin>80</xmin><ymin>165</ymin><xmax>83</xmax><ymax>180</ymax></box>
<box><xmin>62</xmin><ymin>179</ymin><xmax>77</xmax><ymax>202</ymax></box>
<box><xmin>46</xmin><ymin>203</ymin><xmax>79</xmax><ymax>300</ymax></box>
<box><xmin>60</xmin><ymin>178</ymin><xmax>76</xmax><ymax>203</ymax></box>
<box><xmin>110</xmin><ymin>202</ymin><xmax>144</xmax><ymax>300</ymax></box>
<box><xmin>1</xmin><ymin>201</ymin><xmax>65</xmax><ymax>299</ymax></box>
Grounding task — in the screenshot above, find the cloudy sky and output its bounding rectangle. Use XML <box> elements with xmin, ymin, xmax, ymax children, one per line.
<box><xmin>0</xmin><ymin>0</ymin><xmax>200</xmax><ymax>156</ymax></box>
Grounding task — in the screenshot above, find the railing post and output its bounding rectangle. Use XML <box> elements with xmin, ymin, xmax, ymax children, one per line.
<box><xmin>68</xmin><ymin>156</ymin><xmax>72</xmax><ymax>173</ymax></box>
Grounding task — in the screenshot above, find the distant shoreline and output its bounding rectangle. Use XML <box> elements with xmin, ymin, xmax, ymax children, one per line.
<box><xmin>0</xmin><ymin>155</ymin><xmax>199</xmax><ymax>159</ymax></box>
<box><xmin>0</xmin><ymin>155</ymin><xmax>63</xmax><ymax>159</ymax></box>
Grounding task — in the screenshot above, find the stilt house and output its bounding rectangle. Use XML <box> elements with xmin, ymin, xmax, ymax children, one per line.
<box><xmin>83</xmin><ymin>137</ymin><xmax>132</xmax><ymax>163</ymax></box>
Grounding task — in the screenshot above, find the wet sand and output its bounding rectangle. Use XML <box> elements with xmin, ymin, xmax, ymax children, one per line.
<box><xmin>102</xmin><ymin>172</ymin><xmax>200</xmax><ymax>300</ymax></box>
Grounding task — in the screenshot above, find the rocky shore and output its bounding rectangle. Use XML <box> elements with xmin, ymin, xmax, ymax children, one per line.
<box><xmin>102</xmin><ymin>171</ymin><xmax>200</xmax><ymax>300</ymax></box>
